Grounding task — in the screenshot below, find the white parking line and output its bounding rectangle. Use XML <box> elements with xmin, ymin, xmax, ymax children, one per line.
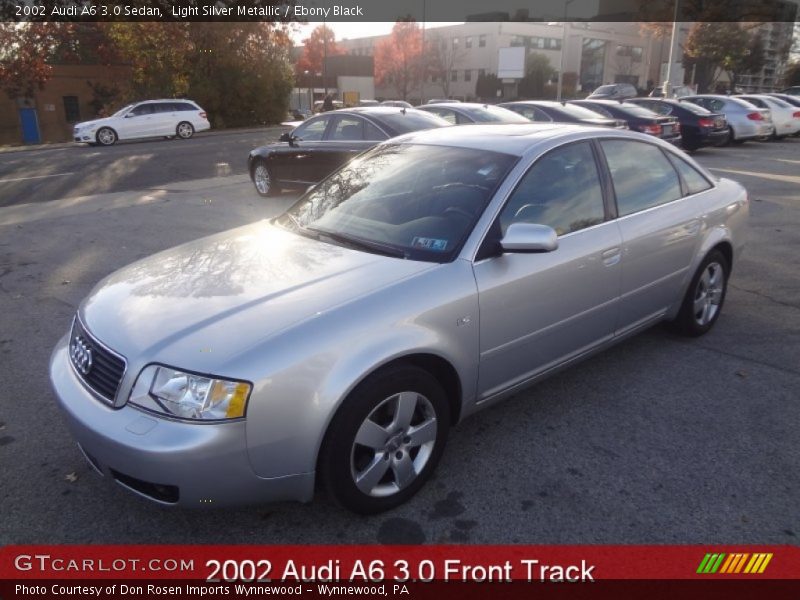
<box><xmin>0</xmin><ymin>172</ymin><xmax>75</xmax><ymax>183</ymax></box>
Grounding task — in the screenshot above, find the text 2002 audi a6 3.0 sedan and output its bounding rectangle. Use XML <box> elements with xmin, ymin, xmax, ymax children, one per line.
<box><xmin>51</xmin><ymin>124</ymin><xmax>748</xmax><ymax>514</ymax></box>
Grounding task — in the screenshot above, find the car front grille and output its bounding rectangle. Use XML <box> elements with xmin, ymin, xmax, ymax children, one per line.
<box><xmin>69</xmin><ymin>317</ymin><xmax>127</xmax><ymax>404</ymax></box>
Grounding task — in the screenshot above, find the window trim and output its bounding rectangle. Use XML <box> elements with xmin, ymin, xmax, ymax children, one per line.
<box><xmin>663</xmin><ymin>148</ymin><xmax>714</xmax><ymax>197</ymax></box>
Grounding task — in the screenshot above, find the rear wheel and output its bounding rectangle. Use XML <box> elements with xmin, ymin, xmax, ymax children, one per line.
<box><xmin>670</xmin><ymin>250</ymin><xmax>729</xmax><ymax>337</ymax></box>
<box><xmin>176</xmin><ymin>121</ymin><xmax>194</xmax><ymax>139</ymax></box>
<box><xmin>319</xmin><ymin>365</ymin><xmax>450</xmax><ymax>514</ymax></box>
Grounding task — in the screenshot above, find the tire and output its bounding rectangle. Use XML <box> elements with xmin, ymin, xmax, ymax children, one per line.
<box><xmin>319</xmin><ymin>364</ymin><xmax>450</xmax><ymax>514</ymax></box>
<box><xmin>669</xmin><ymin>250</ymin><xmax>730</xmax><ymax>337</ymax></box>
<box><xmin>96</xmin><ymin>127</ymin><xmax>117</xmax><ymax>146</ymax></box>
<box><xmin>252</xmin><ymin>161</ymin><xmax>279</xmax><ymax>197</ymax></box>
<box><xmin>176</xmin><ymin>121</ymin><xmax>194</xmax><ymax>139</ymax></box>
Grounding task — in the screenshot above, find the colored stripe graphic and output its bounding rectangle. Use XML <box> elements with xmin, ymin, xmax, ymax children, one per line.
<box><xmin>699</xmin><ymin>552</ymin><xmax>773</xmax><ymax>575</ymax></box>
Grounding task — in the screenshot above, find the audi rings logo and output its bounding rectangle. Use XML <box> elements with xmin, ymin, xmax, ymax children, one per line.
<box><xmin>70</xmin><ymin>335</ymin><xmax>93</xmax><ymax>375</ymax></box>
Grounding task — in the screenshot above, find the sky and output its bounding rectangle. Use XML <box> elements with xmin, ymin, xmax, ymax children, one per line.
<box><xmin>288</xmin><ymin>22</ymin><xmax>463</xmax><ymax>44</ymax></box>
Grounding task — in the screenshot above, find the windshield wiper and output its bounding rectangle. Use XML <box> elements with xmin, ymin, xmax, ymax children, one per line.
<box><xmin>306</xmin><ymin>227</ymin><xmax>407</xmax><ymax>259</ymax></box>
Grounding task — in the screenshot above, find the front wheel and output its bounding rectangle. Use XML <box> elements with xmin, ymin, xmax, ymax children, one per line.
<box><xmin>252</xmin><ymin>161</ymin><xmax>279</xmax><ymax>197</ymax></box>
<box><xmin>176</xmin><ymin>121</ymin><xmax>194</xmax><ymax>139</ymax></box>
<box><xmin>319</xmin><ymin>365</ymin><xmax>450</xmax><ymax>514</ymax></box>
<box><xmin>670</xmin><ymin>250</ymin><xmax>729</xmax><ymax>337</ymax></box>
<box><xmin>96</xmin><ymin>127</ymin><xmax>117</xmax><ymax>146</ymax></box>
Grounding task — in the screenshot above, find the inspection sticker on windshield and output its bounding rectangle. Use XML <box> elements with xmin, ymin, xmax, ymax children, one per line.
<box><xmin>412</xmin><ymin>237</ymin><xmax>448</xmax><ymax>251</ymax></box>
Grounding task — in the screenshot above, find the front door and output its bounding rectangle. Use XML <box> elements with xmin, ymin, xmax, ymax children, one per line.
<box><xmin>473</xmin><ymin>141</ymin><xmax>622</xmax><ymax>400</ymax></box>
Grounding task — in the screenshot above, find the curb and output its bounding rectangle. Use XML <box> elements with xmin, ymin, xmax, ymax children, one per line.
<box><xmin>0</xmin><ymin>124</ymin><xmax>291</xmax><ymax>155</ymax></box>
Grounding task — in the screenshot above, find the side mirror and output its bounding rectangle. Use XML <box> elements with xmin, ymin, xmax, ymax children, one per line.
<box><xmin>278</xmin><ymin>132</ymin><xmax>292</xmax><ymax>142</ymax></box>
<box><xmin>500</xmin><ymin>223</ymin><xmax>558</xmax><ymax>253</ymax></box>
<box><xmin>124</xmin><ymin>113</ymin><xmax>134</xmax><ymax>118</ymax></box>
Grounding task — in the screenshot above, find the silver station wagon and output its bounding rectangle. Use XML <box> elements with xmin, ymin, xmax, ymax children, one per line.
<box><xmin>50</xmin><ymin>124</ymin><xmax>748</xmax><ymax>514</ymax></box>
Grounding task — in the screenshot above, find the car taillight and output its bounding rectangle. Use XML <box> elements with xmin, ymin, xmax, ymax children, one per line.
<box><xmin>698</xmin><ymin>117</ymin><xmax>714</xmax><ymax>128</ymax></box>
<box><xmin>746</xmin><ymin>112</ymin><xmax>763</xmax><ymax>121</ymax></box>
<box><xmin>638</xmin><ymin>124</ymin><xmax>662</xmax><ymax>135</ymax></box>
<box><xmin>793</xmin><ymin>111</ymin><xmax>800</xmax><ymax>119</ymax></box>
<box><xmin>199</xmin><ymin>112</ymin><xmax>207</xmax><ymax>119</ymax></box>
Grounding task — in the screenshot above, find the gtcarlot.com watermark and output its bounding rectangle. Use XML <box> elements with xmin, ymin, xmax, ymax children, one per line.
<box><xmin>14</xmin><ymin>554</ymin><xmax>194</xmax><ymax>573</ymax></box>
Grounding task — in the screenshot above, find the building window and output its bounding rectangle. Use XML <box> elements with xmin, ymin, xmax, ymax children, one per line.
<box><xmin>63</xmin><ymin>96</ymin><xmax>80</xmax><ymax>123</ymax></box>
<box><xmin>479</xmin><ymin>34</ymin><xmax>487</xmax><ymax>47</ymax></box>
<box><xmin>510</xmin><ymin>35</ymin><xmax>525</xmax><ymax>47</ymax></box>
<box><xmin>478</xmin><ymin>68</ymin><xmax>486</xmax><ymax>78</ymax></box>
<box><xmin>465</xmin><ymin>36</ymin><xmax>473</xmax><ymax>48</ymax></box>
<box><xmin>452</xmin><ymin>37</ymin><xmax>459</xmax><ymax>49</ymax></box>
<box><xmin>451</xmin><ymin>70</ymin><xmax>458</xmax><ymax>82</ymax></box>
<box><xmin>616</xmin><ymin>45</ymin><xmax>643</xmax><ymax>62</ymax></box>
<box><xmin>464</xmin><ymin>69</ymin><xmax>472</xmax><ymax>82</ymax></box>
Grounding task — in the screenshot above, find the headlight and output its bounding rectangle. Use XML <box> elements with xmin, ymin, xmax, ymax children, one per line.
<box><xmin>129</xmin><ymin>365</ymin><xmax>251</xmax><ymax>421</ymax></box>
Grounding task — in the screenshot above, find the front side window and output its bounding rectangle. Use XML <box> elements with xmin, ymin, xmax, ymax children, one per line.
<box><xmin>601</xmin><ymin>140</ymin><xmax>682</xmax><ymax>216</ymax></box>
<box><xmin>130</xmin><ymin>104</ymin><xmax>154</xmax><ymax>117</ymax></box>
<box><xmin>292</xmin><ymin>116</ymin><xmax>330</xmax><ymax>141</ymax></box>
<box><xmin>276</xmin><ymin>144</ymin><xmax>517</xmax><ymax>262</ymax></box>
<box><xmin>499</xmin><ymin>141</ymin><xmax>605</xmax><ymax>236</ymax></box>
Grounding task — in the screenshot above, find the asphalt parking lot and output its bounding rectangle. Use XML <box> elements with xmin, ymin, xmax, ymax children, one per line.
<box><xmin>0</xmin><ymin>138</ymin><xmax>797</xmax><ymax>545</ymax></box>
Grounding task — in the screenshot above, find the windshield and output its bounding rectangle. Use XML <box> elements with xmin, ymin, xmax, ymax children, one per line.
<box><xmin>113</xmin><ymin>104</ymin><xmax>134</xmax><ymax>117</ymax></box>
<box><xmin>275</xmin><ymin>144</ymin><xmax>518</xmax><ymax>262</ymax></box>
<box><xmin>617</xmin><ymin>104</ymin><xmax>661</xmax><ymax>118</ymax></box>
<box><xmin>550</xmin><ymin>103</ymin><xmax>611</xmax><ymax>120</ymax></box>
<box><xmin>379</xmin><ymin>110</ymin><xmax>450</xmax><ymax>133</ymax></box>
<box><xmin>461</xmin><ymin>105</ymin><xmax>531</xmax><ymax>123</ymax></box>
<box><xmin>593</xmin><ymin>85</ymin><xmax>616</xmax><ymax>94</ymax></box>
<box><xmin>676</xmin><ymin>101</ymin><xmax>711</xmax><ymax>115</ymax></box>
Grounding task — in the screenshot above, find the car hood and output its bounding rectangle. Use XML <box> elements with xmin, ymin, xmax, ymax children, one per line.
<box><xmin>79</xmin><ymin>221</ymin><xmax>435</xmax><ymax>372</ymax></box>
<box><xmin>74</xmin><ymin>117</ymin><xmax>114</xmax><ymax>130</ymax></box>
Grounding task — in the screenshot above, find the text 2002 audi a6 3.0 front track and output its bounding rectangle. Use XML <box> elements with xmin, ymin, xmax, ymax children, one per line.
<box><xmin>50</xmin><ymin>124</ymin><xmax>748</xmax><ymax>514</ymax></box>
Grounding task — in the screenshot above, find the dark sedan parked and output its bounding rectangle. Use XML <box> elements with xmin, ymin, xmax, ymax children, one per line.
<box><xmin>570</xmin><ymin>99</ymin><xmax>682</xmax><ymax>145</ymax></box>
<box><xmin>499</xmin><ymin>100</ymin><xmax>628</xmax><ymax>129</ymax></box>
<box><xmin>417</xmin><ymin>102</ymin><xmax>531</xmax><ymax>125</ymax></box>
<box><xmin>248</xmin><ymin>107</ymin><xmax>450</xmax><ymax>197</ymax></box>
<box><xmin>627</xmin><ymin>98</ymin><xmax>728</xmax><ymax>151</ymax></box>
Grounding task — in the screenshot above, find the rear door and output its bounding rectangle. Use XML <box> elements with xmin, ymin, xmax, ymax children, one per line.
<box><xmin>473</xmin><ymin>140</ymin><xmax>622</xmax><ymax>399</ymax></box>
<box><xmin>599</xmin><ymin>138</ymin><xmax>705</xmax><ymax>334</ymax></box>
<box><xmin>153</xmin><ymin>102</ymin><xmax>178</xmax><ymax>136</ymax></box>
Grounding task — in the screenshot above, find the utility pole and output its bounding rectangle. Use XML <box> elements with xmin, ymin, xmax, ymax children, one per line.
<box><xmin>663</xmin><ymin>0</ymin><xmax>680</xmax><ymax>98</ymax></box>
<box><xmin>556</xmin><ymin>0</ymin><xmax>576</xmax><ymax>101</ymax></box>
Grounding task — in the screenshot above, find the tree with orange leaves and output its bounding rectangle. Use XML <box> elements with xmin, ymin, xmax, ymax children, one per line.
<box><xmin>374</xmin><ymin>21</ymin><xmax>424</xmax><ymax>101</ymax></box>
<box><xmin>296</xmin><ymin>25</ymin><xmax>344</xmax><ymax>76</ymax></box>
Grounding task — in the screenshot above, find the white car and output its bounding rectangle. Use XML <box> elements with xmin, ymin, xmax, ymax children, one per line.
<box><xmin>73</xmin><ymin>100</ymin><xmax>211</xmax><ymax>146</ymax></box>
<box><xmin>736</xmin><ymin>94</ymin><xmax>800</xmax><ymax>138</ymax></box>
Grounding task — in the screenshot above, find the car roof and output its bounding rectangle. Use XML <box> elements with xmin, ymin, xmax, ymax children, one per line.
<box><xmin>135</xmin><ymin>99</ymin><xmax>197</xmax><ymax>104</ymax></box>
<box><xmin>389</xmin><ymin>123</ymin><xmax>638</xmax><ymax>156</ymax></box>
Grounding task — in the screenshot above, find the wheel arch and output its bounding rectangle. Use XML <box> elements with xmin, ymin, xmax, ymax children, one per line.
<box><xmin>96</xmin><ymin>126</ymin><xmax>118</xmax><ymax>144</ymax></box>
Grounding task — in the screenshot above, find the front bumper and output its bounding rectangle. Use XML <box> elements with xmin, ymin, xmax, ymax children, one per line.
<box><xmin>49</xmin><ymin>336</ymin><xmax>314</xmax><ymax>507</ymax></box>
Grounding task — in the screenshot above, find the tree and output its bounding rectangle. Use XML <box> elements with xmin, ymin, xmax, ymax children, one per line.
<box><xmin>426</xmin><ymin>31</ymin><xmax>466</xmax><ymax>99</ymax></box>
<box><xmin>295</xmin><ymin>25</ymin><xmax>344</xmax><ymax>77</ymax></box>
<box><xmin>682</xmin><ymin>23</ymin><xmax>766</xmax><ymax>92</ymax></box>
<box><xmin>518</xmin><ymin>53</ymin><xmax>556</xmax><ymax>99</ymax></box>
<box><xmin>0</xmin><ymin>23</ymin><xmax>72</xmax><ymax>99</ymax></box>
<box><xmin>374</xmin><ymin>21</ymin><xmax>424</xmax><ymax>101</ymax></box>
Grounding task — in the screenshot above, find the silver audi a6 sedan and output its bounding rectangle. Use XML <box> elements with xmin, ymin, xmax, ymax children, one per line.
<box><xmin>51</xmin><ymin>124</ymin><xmax>748</xmax><ymax>514</ymax></box>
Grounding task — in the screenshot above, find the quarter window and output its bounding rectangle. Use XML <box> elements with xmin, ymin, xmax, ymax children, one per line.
<box><xmin>601</xmin><ymin>140</ymin><xmax>682</xmax><ymax>216</ymax></box>
<box><xmin>666</xmin><ymin>153</ymin><xmax>713</xmax><ymax>195</ymax></box>
<box><xmin>499</xmin><ymin>141</ymin><xmax>605</xmax><ymax>236</ymax></box>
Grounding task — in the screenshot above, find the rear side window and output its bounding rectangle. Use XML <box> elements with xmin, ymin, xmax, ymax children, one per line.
<box><xmin>666</xmin><ymin>153</ymin><xmax>713</xmax><ymax>195</ymax></box>
<box><xmin>516</xmin><ymin>106</ymin><xmax>551</xmax><ymax>121</ymax></box>
<box><xmin>330</xmin><ymin>116</ymin><xmax>366</xmax><ymax>141</ymax></box>
<box><xmin>601</xmin><ymin>140</ymin><xmax>682</xmax><ymax>216</ymax></box>
<box><xmin>499</xmin><ymin>141</ymin><xmax>605</xmax><ymax>236</ymax></box>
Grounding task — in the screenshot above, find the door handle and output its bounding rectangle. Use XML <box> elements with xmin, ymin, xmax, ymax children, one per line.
<box><xmin>601</xmin><ymin>247</ymin><xmax>621</xmax><ymax>267</ymax></box>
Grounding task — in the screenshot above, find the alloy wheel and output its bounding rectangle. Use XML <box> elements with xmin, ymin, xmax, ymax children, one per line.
<box><xmin>693</xmin><ymin>261</ymin><xmax>725</xmax><ymax>326</ymax></box>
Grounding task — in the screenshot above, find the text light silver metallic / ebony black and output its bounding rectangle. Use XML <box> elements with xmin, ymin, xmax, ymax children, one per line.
<box><xmin>51</xmin><ymin>124</ymin><xmax>748</xmax><ymax>514</ymax></box>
